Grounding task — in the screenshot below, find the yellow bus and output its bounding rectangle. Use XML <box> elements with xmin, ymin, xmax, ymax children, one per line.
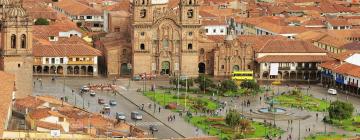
<box><xmin>231</xmin><ymin>71</ymin><xmax>254</xmax><ymax>81</ymax></box>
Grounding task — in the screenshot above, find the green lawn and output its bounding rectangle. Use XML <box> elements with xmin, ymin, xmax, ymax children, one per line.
<box><xmin>328</xmin><ymin>115</ymin><xmax>360</xmax><ymax>133</ymax></box>
<box><xmin>187</xmin><ymin>116</ymin><xmax>283</xmax><ymax>139</ymax></box>
<box><xmin>274</xmin><ymin>94</ymin><xmax>330</xmax><ymax>112</ymax></box>
<box><xmin>305</xmin><ymin>133</ymin><xmax>349</xmax><ymax>140</ymax></box>
<box><xmin>144</xmin><ymin>91</ymin><xmax>219</xmax><ymax>111</ymax></box>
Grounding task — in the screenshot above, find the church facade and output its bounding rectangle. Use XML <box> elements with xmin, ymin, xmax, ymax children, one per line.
<box><xmin>0</xmin><ymin>0</ymin><xmax>33</xmax><ymax>98</ymax></box>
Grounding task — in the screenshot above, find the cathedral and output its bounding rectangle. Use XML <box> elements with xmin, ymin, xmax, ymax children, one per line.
<box><xmin>0</xmin><ymin>0</ymin><xmax>33</xmax><ymax>98</ymax></box>
<box><xmin>131</xmin><ymin>0</ymin><xmax>202</xmax><ymax>77</ymax></box>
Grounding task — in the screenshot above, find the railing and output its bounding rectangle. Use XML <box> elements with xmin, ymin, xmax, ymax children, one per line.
<box><xmin>278</xmin><ymin>67</ymin><xmax>290</xmax><ymax>70</ymax></box>
<box><xmin>67</xmin><ymin>61</ymin><xmax>95</xmax><ymax>65</ymax></box>
<box><xmin>296</xmin><ymin>67</ymin><xmax>318</xmax><ymax>70</ymax></box>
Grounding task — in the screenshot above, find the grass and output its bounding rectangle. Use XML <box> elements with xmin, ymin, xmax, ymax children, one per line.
<box><xmin>187</xmin><ymin>116</ymin><xmax>283</xmax><ymax>139</ymax></box>
<box><xmin>274</xmin><ymin>93</ymin><xmax>330</xmax><ymax>112</ymax></box>
<box><xmin>328</xmin><ymin>115</ymin><xmax>360</xmax><ymax>133</ymax></box>
<box><xmin>305</xmin><ymin>133</ymin><xmax>349</xmax><ymax>140</ymax></box>
<box><xmin>144</xmin><ymin>91</ymin><xmax>219</xmax><ymax>111</ymax></box>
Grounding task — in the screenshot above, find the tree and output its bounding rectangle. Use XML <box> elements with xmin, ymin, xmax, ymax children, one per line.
<box><xmin>169</xmin><ymin>78</ymin><xmax>194</xmax><ymax>89</ymax></box>
<box><xmin>34</xmin><ymin>18</ymin><xmax>49</xmax><ymax>25</ymax></box>
<box><xmin>195</xmin><ymin>74</ymin><xmax>215</xmax><ymax>92</ymax></box>
<box><xmin>329</xmin><ymin>100</ymin><xmax>354</xmax><ymax>120</ymax></box>
<box><xmin>225</xmin><ymin>110</ymin><xmax>241</xmax><ymax>129</ymax></box>
<box><xmin>220</xmin><ymin>80</ymin><xmax>238</xmax><ymax>92</ymax></box>
<box><xmin>240</xmin><ymin>80</ymin><xmax>259</xmax><ymax>90</ymax></box>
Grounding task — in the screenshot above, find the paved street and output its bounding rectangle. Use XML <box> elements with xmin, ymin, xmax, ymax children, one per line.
<box><xmin>32</xmin><ymin>76</ymin><xmax>181</xmax><ymax>139</ymax></box>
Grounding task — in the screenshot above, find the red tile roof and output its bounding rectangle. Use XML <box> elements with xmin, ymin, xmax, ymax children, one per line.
<box><xmin>15</xmin><ymin>96</ymin><xmax>46</xmax><ymax>110</ymax></box>
<box><xmin>36</xmin><ymin>121</ymin><xmax>64</xmax><ymax>131</ymax></box>
<box><xmin>33</xmin><ymin>43</ymin><xmax>102</xmax><ymax>57</ymax></box>
<box><xmin>53</xmin><ymin>0</ymin><xmax>102</xmax><ymax>16</ymax></box>
<box><xmin>257</xmin><ymin>40</ymin><xmax>326</xmax><ymax>53</ymax></box>
<box><xmin>256</xmin><ymin>55</ymin><xmax>332</xmax><ymax>62</ymax></box>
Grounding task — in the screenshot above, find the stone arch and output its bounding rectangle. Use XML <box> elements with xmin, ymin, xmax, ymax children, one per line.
<box><xmin>278</xmin><ymin>71</ymin><xmax>283</xmax><ymax>79</ymax></box>
<box><xmin>88</xmin><ymin>66</ymin><xmax>94</xmax><ymax>75</ymax></box>
<box><xmin>310</xmin><ymin>71</ymin><xmax>317</xmax><ymax>80</ymax></box>
<box><xmin>120</xmin><ymin>63</ymin><xmax>130</xmax><ymax>76</ymax></box>
<box><xmin>80</xmin><ymin>66</ymin><xmax>87</xmax><ymax>75</ymax></box>
<box><xmin>57</xmin><ymin>66</ymin><xmax>63</xmax><ymax>74</ymax></box>
<box><xmin>43</xmin><ymin>66</ymin><xmax>49</xmax><ymax>74</ymax></box>
<box><xmin>262</xmin><ymin>71</ymin><xmax>269</xmax><ymax>79</ymax></box>
<box><xmin>36</xmin><ymin>66</ymin><xmax>42</xmax><ymax>73</ymax></box>
<box><xmin>198</xmin><ymin>62</ymin><xmax>205</xmax><ymax>73</ymax></box>
<box><xmin>297</xmin><ymin>71</ymin><xmax>303</xmax><ymax>80</ymax></box>
<box><xmin>161</xmin><ymin>61</ymin><xmax>170</xmax><ymax>75</ymax></box>
<box><xmin>290</xmin><ymin>71</ymin><xmax>296</xmax><ymax>80</ymax></box>
<box><xmin>304</xmin><ymin>71</ymin><xmax>310</xmax><ymax>80</ymax></box>
<box><xmin>67</xmin><ymin>66</ymin><xmax>73</xmax><ymax>74</ymax></box>
<box><xmin>50</xmin><ymin>66</ymin><xmax>56</xmax><ymax>74</ymax></box>
<box><xmin>21</xmin><ymin>34</ymin><xmax>26</xmax><ymax>49</ymax></box>
<box><xmin>74</xmin><ymin>66</ymin><xmax>80</xmax><ymax>74</ymax></box>
<box><xmin>11</xmin><ymin>34</ymin><xmax>16</xmax><ymax>49</ymax></box>
<box><xmin>283</xmin><ymin>71</ymin><xmax>290</xmax><ymax>79</ymax></box>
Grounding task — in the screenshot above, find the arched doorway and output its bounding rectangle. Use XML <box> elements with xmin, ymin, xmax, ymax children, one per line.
<box><xmin>36</xmin><ymin>66</ymin><xmax>42</xmax><ymax>73</ymax></box>
<box><xmin>67</xmin><ymin>66</ymin><xmax>73</xmax><ymax>74</ymax></box>
<box><xmin>283</xmin><ymin>71</ymin><xmax>289</xmax><ymax>79</ymax></box>
<box><xmin>50</xmin><ymin>66</ymin><xmax>56</xmax><ymax>74</ymax></box>
<box><xmin>198</xmin><ymin>63</ymin><xmax>205</xmax><ymax>73</ymax></box>
<box><xmin>161</xmin><ymin>61</ymin><xmax>170</xmax><ymax>75</ymax></box>
<box><xmin>262</xmin><ymin>71</ymin><xmax>269</xmax><ymax>79</ymax></box>
<box><xmin>74</xmin><ymin>66</ymin><xmax>80</xmax><ymax>74</ymax></box>
<box><xmin>57</xmin><ymin>66</ymin><xmax>63</xmax><ymax>74</ymax></box>
<box><xmin>80</xmin><ymin>66</ymin><xmax>86</xmax><ymax>75</ymax></box>
<box><xmin>43</xmin><ymin>66</ymin><xmax>49</xmax><ymax>74</ymax></box>
<box><xmin>290</xmin><ymin>71</ymin><xmax>296</xmax><ymax>80</ymax></box>
<box><xmin>233</xmin><ymin>65</ymin><xmax>240</xmax><ymax>71</ymax></box>
<box><xmin>88</xmin><ymin>66</ymin><xmax>94</xmax><ymax>75</ymax></box>
<box><xmin>120</xmin><ymin>63</ymin><xmax>129</xmax><ymax>76</ymax></box>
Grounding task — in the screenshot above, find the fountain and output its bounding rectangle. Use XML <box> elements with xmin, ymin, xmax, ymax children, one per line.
<box><xmin>258</xmin><ymin>98</ymin><xmax>287</xmax><ymax>115</ymax></box>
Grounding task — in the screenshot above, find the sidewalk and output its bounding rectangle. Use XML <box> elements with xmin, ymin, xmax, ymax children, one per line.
<box><xmin>116</xmin><ymin>84</ymin><xmax>206</xmax><ymax>138</ymax></box>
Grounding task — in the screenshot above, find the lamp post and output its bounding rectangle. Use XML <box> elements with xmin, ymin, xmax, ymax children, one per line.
<box><xmin>127</xmin><ymin>63</ymin><xmax>132</xmax><ymax>89</ymax></box>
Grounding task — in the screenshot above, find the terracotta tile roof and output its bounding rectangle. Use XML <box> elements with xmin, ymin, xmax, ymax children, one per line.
<box><xmin>202</xmin><ymin>19</ymin><xmax>227</xmax><ymax>26</ymax></box>
<box><xmin>0</xmin><ymin>71</ymin><xmax>14</xmax><ymax>137</ymax></box>
<box><xmin>257</xmin><ymin>40</ymin><xmax>326</xmax><ymax>53</ymax></box>
<box><xmin>317</xmin><ymin>35</ymin><xmax>350</xmax><ymax>48</ymax></box>
<box><xmin>257</xmin><ymin>22</ymin><xmax>308</xmax><ymax>34</ymax></box>
<box><xmin>23</xmin><ymin>0</ymin><xmax>57</xmax><ymax>20</ymax></box>
<box><xmin>33</xmin><ymin>42</ymin><xmax>102</xmax><ymax>57</ymax></box>
<box><xmin>331</xmin><ymin>50</ymin><xmax>360</xmax><ymax>61</ymax></box>
<box><xmin>256</xmin><ymin>55</ymin><xmax>332</xmax><ymax>62</ymax></box>
<box><xmin>36</xmin><ymin>121</ymin><xmax>64</xmax><ymax>131</ymax></box>
<box><xmin>327</xmin><ymin>19</ymin><xmax>351</xmax><ymax>26</ymax></box>
<box><xmin>206</xmin><ymin>35</ymin><xmax>225</xmax><ymax>42</ymax></box>
<box><xmin>303</xmin><ymin>19</ymin><xmax>325</xmax><ymax>26</ymax></box>
<box><xmin>15</xmin><ymin>96</ymin><xmax>46</xmax><ymax>110</ymax></box>
<box><xmin>238</xmin><ymin>35</ymin><xmax>287</xmax><ymax>51</ymax></box>
<box><xmin>53</xmin><ymin>0</ymin><xmax>102</xmax><ymax>16</ymax></box>
<box><xmin>334</xmin><ymin>63</ymin><xmax>360</xmax><ymax>77</ymax></box>
<box><xmin>103</xmin><ymin>0</ymin><xmax>130</xmax><ymax>12</ymax></box>
<box><xmin>341</xmin><ymin>42</ymin><xmax>360</xmax><ymax>50</ymax></box>
<box><xmin>36</xmin><ymin>96</ymin><xmax>72</xmax><ymax>107</ymax></box>
<box><xmin>29</xmin><ymin>108</ymin><xmax>66</xmax><ymax>120</ymax></box>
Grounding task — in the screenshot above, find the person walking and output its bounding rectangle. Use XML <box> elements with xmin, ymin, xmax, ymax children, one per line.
<box><xmin>158</xmin><ymin>107</ymin><xmax>161</xmax><ymax>113</ymax></box>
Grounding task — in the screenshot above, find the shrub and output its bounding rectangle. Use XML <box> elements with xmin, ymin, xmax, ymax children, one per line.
<box><xmin>220</xmin><ymin>80</ymin><xmax>238</xmax><ymax>92</ymax></box>
<box><xmin>34</xmin><ymin>18</ymin><xmax>49</xmax><ymax>25</ymax></box>
<box><xmin>329</xmin><ymin>101</ymin><xmax>354</xmax><ymax>120</ymax></box>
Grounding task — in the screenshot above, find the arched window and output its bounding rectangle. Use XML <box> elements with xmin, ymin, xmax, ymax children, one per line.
<box><xmin>140</xmin><ymin>43</ymin><xmax>145</xmax><ymax>50</ymax></box>
<box><xmin>189</xmin><ymin>0</ymin><xmax>193</xmax><ymax>4</ymax></box>
<box><xmin>187</xmin><ymin>9</ymin><xmax>193</xmax><ymax>18</ymax></box>
<box><xmin>140</xmin><ymin>9</ymin><xmax>146</xmax><ymax>18</ymax></box>
<box><xmin>11</xmin><ymin>34</ymin><xmax>16</xmax><ymax>49</ymax></box>
<box><xmin>122</xmin><ymin>49</ymin><xmax>127</xmax><ymax>55</ymax></box>
<box><xmin>187</xmin><ymin>43</ymin><xmax>193</xmax><ymax>50</ymax></box>
<box><xmin>163</xmin><ymin>39</ymin><xmax>169</xmax><ymax>48</ymax></box>
<box><xmin>141</xmin><ymin>0</ymin><xmax>145</xmax><ymax>5</ymax></box>
<box><xmin>21</xmin><ymin>34</ymin><xmax>26</xmax><ymax>49</ymax></box>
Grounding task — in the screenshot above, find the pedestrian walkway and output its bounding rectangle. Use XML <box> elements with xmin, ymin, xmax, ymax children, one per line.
<box><xmin>116</xmin><ymin>84</ymin><xmax>206</xmax><ymax>138</ymax></box>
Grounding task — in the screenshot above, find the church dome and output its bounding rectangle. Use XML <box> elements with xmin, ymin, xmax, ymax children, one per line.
<box><xmin>0</xmin><ymin>0</ymin><xmax>10</xmax><ymax>5</ymax></box>
<box><xmin>7</xmin><ymin>7</ymin><xmax>26</xmax><ymax>17</ymax></box>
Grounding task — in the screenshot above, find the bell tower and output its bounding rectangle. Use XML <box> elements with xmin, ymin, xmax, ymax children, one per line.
<box><xmin>180</xmin><ymin>0</ymin><xmax>200</xmax><ymax>25</ymax></box>
<box><xmin>132</xmin><ymin>0</ymin><xmax>153</xmax><ymax>24</ymax></box>
<box><xmin>0</xmin><ymin>0</ymin><xmax>33</xmax><ymax>98</ymax></box>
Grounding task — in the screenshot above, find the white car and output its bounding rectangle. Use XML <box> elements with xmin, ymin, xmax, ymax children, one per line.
<box><xmin>328</xmin><ymin>88</ymin><xmax>337</xmax><ymax>95</ymax></box>
<box><xmin>90</xmin><ymin>91</ymin><xmax>96</xmax><ymax>96</ymax></box>
<box><xmin>103</xmin><ymin>104</ymin><xmax>111</xmax><ymax>110</ymax></box>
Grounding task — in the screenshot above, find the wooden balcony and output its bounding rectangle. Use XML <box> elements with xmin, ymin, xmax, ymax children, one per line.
<box><xmin>67</xmin><ymin>61</ymin><xmax>94</xmax><ymax>65</ymax></box>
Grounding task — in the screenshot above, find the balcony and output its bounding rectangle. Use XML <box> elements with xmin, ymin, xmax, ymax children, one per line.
<box><xmin>278</xmin><ymin>67</ymin><xmax>290</xmax><ymax>70</ymax></box>
<box><xmin>296</xmin><ymin>67</ymin><xmax>318</xmax><ymax>70</ymax></box>
<box><xmin>67</xmin><ymin>61</ymin><xmax>94</xmax><ymax>65</ymax></box>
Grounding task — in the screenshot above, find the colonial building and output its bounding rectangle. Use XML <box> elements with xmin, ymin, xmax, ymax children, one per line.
<box><xmin>0</xmin><ymin>0</ymin><xmax>33</xmax><ymax>98</ymax></box>
<box><xmin>131</xmin><ymin>0</ymin><xmax>202</xmax><ymax>77</ymax></box>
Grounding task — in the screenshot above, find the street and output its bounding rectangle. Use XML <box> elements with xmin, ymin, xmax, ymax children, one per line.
<box><xmin>32</xmin><ymin>76</ymin><xmax>181</xmax><ymax>139</ymax></box>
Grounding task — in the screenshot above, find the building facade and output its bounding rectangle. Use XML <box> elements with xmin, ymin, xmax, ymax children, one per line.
<box><xmin>0</xmin><ymin>0</ymin><xmax>33</xmax><ymax>98</ymax></box>
<box><xmin>131</xmin><ymin>0</ymin><xmax>201</xmax><ymax>77</ymax></box>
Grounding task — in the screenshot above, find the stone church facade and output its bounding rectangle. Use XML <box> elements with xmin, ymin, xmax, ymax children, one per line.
<box><xmin>131</xmin><ymin>0</ymin><xmax>201</xmax><ymax>77</ymax></box>
<box><xmin>0</xmin><ymin>0</ymin><xmax>33</xmax><ymax>98</ymax></box>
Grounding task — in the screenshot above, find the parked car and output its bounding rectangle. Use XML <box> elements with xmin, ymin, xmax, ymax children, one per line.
<box><xmin>103</xmin><ymin>104</ymin><xmax>111</xmax><ymax>110</ymax></box>
<box><xmin>90</xmin><ymin>91</ymin><xmax>96</xmax><ymax>97</ymax></box>
<box><xmin>132</xmin><ymin>75</ymin><xmax>141</xmax><ymax>81</ymax></box>
<box><xmin>116</xmin><ymin>112</ymin><xmax>126</xmax><ymax>121</ymax></box>
<box><xmin>98</xmin><ymin>98</ymin><xmax>105</xmax><ymax>104</ymax></box>
<box><xmin>149</xmin><ymin>125</ymin><xmax>158</xmax><ymax>132</ymax></box>
<box><xmin>109</xmin><ymin>100</ymin><xmax>117</xmax><ymax>106</ymax></box>
<box><xmin>81</xmin><ymin>86</ymin><xmax>90</xmax><ymax>92</ymax></box>
<box><xmin>131</xmin><ymin>111</ymin><xmax>142</xmax><ymax>120</ymax></box>
<box><xmin>328</xmin><ymin>88</ymin><xmax>337</xmax><ymax>95</ymax></box>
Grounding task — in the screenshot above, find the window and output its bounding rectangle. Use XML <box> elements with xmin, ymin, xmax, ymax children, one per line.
<box><xmin>140</xmin><ymin>32</ymin><xmax>145</xmax><ymax>36</ymax></box>
<box><xmin>45</xmin><ymin>58</ymin><xmax>49</xmax><ymax>64</ymax></box>
<box><xmin>11</xmin><ymin>34</ymin><xmax>16</xmax><ymax>49</ymax></box>
<box><xmin>21</xmin><ymin>34</ymin><xmax>26</xmax><ymax>49</ymax></box>
<box><xmin>220</xmin><ymin>29</ymin><xmax>224</xmax><ymax>33</ymax></box>
<box><xmin>59</xmin><ymin>117</ymin><xmax>64</xmax><ymax>122</ymax></box>
<box><xmin>187</xmin><ymin>9</ymin><xmax>193</xmax><ymax>18</ymax></box>
<box><xmin>221</xmin><ymin>65</ymin><xmax>224</xmax><ymax>69</ymax></box>
<box><xmin>51</xmin><ymin>58</ymin><xmax>55</xmax><ymax>64</ymax></box>
<box><xmin>93</xmin><ymin>23</ymin><xmax>100</xmax><ymax>27</ymax></box>
<box><xmin>60</xmin><ymin>58</ymin><xmax>64</xmax><ymax>64</ymax></box>
<box><xmin>187</xmin><ymin>43</ymin><xmax>193</xmax><ymax>50</ymax></box>
<box><xmin>18</xmin><ymin>64</ymin><xmax>20</xmax><ymax>68</ymax></box>
<box><xmin>122</xmin><ymin>49</ymin><xmax>127</xmax><ymax>55</ymax></box>
<box><xmin>163</xmin><ymin>39</ymin><xmax>169</xmax><ymax>48</ymax></box>
<box><xmin>205</xmin><ymin>29</ymin><xmax>208</xmax><ymax>33</ymax></box>
<box><xmin>200</xmin><ymin>48</ymin><xmax>204</xmax><ymax>54</ymax></box>
<box><xmin>213</xmin><ymin>29</ymin><xmax>216</xmax><ymax>33</ymax></box>
<box><xmin>86</xmin><ymin>16</ymin><xmax>92</xmax><ymax>19</ymax></box>
<box><xmin>140</xmin><ymin>9</ymin><xmax>146</xmax><ymax>18</ymax></box>
<box><xmin>140</xmin><ymin>43</ymin><xmax>145</xmax><ymax>50</ymax></box>
<box><xmin>188</xmin><ymin>32</ymin><xmax>193</xmax><ymax>36</ymax></box>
